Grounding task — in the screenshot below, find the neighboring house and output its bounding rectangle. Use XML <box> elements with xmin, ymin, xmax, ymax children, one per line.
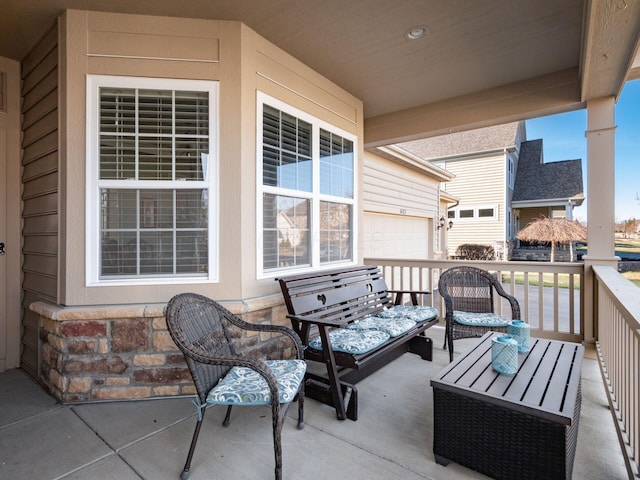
<box><xmin>396</xmin><ymin>122</ymin><xmax>524</xmax><ymax>259</ymax></box>
<box><xmin>363</xmin><ymin>146</ymin><xmax>455</xmax><ymax>262</ymax></box>
<box><xmin>395</xmin><ymin>122</ymin><xmax>584</xmax><ymax>259</ymax></box>
<box><xmin>512</xmin><ymin>139</ymin><xmax>585</xmax><ymax>226</ymax></box>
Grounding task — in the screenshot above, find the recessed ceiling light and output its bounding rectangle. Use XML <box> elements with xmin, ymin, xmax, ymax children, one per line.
<box><xmin>406</xmin><ymin>25</ymin><xmax>429</xmax><ymax>40</ymax></box>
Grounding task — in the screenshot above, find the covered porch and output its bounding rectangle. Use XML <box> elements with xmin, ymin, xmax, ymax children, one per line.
<box><xmin>0</xmin><ymin>325</ymin><xmax>626</xmax><ymax>479</ymax></box>
<box><xmin>0</xmin><ymin>1</ymin><xmax>639</xmax><ymax>479</ymax></box>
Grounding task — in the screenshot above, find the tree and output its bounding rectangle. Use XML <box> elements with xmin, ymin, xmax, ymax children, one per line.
<box><xmin>516</xmin><ymin>217</ymin><xmax>587</xmax><ymax>262</ymax></box>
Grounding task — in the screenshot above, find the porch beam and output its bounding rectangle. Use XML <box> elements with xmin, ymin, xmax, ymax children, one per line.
<box><xmin>363</xmin><ymin>68</ymin><xmax>583</xmax><ymax>148</ymax></box>
<box><xmin>581</xmin><ymin>0</ymin><xmax>640</xmax><ymax>101</ymax></box>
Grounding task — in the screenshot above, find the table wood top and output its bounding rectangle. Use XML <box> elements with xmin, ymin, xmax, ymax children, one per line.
<box><xmin>431</xmin><ymin>332</ymin><xmax>584</xmax><ymax>425</ymax></box>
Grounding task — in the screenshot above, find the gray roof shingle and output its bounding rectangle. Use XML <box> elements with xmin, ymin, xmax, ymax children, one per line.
<box><xmin>512</xmin><ymin>139</ymin><xmax>584</xmax><ymax>201</ymax></box>
<box><xmin>397</xmin><ymin>122</ymin><xmax>521</xmax><ymax>159</ymax></box>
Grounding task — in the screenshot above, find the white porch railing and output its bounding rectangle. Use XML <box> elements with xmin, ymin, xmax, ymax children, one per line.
<box><xmin>364</xmin><ymin>258</ymin><xmax>585</xmax><ymax>344</ymax></box>
<box><xmin>594</xmin><ymin>265</ymin><xmax>640</xmax><ymax>478</ymax></box>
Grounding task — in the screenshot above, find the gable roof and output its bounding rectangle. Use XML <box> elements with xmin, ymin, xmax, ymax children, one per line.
<box><xmin>394</xmin><ymin>122</ymin><xmax>522</xmax><ymax>160</ymax></box>
<box><xmin>512</xmin><ymin>139</ymin><xmax>584</xmax><ymax>203</ymax></box>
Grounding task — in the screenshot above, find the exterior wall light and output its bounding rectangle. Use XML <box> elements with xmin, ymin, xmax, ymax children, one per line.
<box><xmin>437</xmin><ymin>216</ymin><xmax>453</xmax><ymax>230</ymax></box>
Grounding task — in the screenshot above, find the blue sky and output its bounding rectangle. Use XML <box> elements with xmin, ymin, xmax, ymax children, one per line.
<box><xmin>525</xmin><ymin>78</ymin><xmax>640</xmax><ymax>222</ymax></box>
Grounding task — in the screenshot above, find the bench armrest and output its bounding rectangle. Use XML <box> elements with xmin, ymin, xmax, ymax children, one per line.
<box><xmin>287</xmin><ymin>312</ymin><xmax>350</xmax><ymax>328</ymax></box>
<box><xmin>387</xmin><ymin>289</ymin><xmax>430</xmax><ymax>295</ymax></box>
<box><xmin>387</xmin><ymin>289</ymin><xmax>431</xmax><ymax>306</ymax></box>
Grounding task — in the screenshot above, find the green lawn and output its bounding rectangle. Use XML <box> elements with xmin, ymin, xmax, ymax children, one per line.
<box><xmin>539</xmin><ymin>236</ymin><xmax>640</xmax><ymax>287</ymax></box>
<box><xmin>577</xmin><ymin>236</ymin><xmax>640</xmax><ymax>259</ymax></box>
<box><xmin>502</xmin><ymin>273</ymin><xmax>578</xmax><ymax>289</ymax></box>
<box><xmin>503</xmin><ymin>271</ymin><xmax>640</xmax><ymax>288</ymax></box>
<box><xmin>503</xmin><ymin>237</ymin><xmax>640</xmax><ymax>288</ymax></box>
<box><xmin>613</xmin><ymin>237</ymin><xmax>640</xmax><ymax>252</ymax></box>
<box><xmin>622</xmin><ymin>271</ymin><xmax>640</xmax><ymax>287</ymax></box>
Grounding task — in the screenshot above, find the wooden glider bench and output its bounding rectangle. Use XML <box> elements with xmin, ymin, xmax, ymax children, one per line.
<box><xmin>277</xmin><ymin>265</ymin><xmax>438</xmax><ymax>421</ymax></box>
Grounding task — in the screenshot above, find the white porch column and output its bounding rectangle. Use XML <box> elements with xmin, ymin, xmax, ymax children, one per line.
<box><xmin>583</xmin><ymin>96</ymin><xmax>619</xmax><ymax>344</ymax></box>
<box><xmin>565</xmin><ymin>201</ymin><xmax>574</xmax><ymax>220</ymax></box>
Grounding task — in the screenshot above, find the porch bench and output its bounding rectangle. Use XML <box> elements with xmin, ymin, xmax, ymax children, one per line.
<box><xmin>277</xmin><ymin>265</ymin><xmax>438</xmax><ymax>421</ymax></box>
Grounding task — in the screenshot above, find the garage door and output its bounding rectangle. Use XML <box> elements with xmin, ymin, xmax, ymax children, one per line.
<box><xmin>363</xmin><ymin>213</ymin><xmax>429</xmax><ymax>259</ymax></box>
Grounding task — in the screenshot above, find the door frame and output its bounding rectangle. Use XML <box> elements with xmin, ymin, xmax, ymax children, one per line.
<box><xmin>0</xmin><ymin>57</ymin><xmax>23</xmax><ymax>371</ymax></box>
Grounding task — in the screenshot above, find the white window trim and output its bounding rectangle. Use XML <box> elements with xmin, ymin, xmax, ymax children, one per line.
<box><xmin>450</xmin><ymin>205</ymin><xmax>499</xmax><ymax>222</ymax></box>
<box><xmin>256</xmin><ymin>92</ymin><xmax>358</xmax><ymax>279</ymax></box>
<box><xmin>85</xmin><ymin>75</ymin><xmax>219</xmax><ymax>286</ymax></box>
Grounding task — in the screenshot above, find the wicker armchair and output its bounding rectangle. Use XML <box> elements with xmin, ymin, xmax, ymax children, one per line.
<box><xmin>438</xmin><ymin>266</ymin><xmax>521</xmax><ymax>362</ymax></box>
<box><xmin>165</xmin><ymin>293</ymin><xmax>306</xmax><ymax>480</ymax></box>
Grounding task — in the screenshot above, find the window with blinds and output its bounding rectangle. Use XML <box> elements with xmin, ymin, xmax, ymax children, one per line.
<box><xmin>258</xmin><ymin>93</ymin><xmax>356</xmax><ymax>275</ymax></box>
<box><xmin>87</xmin><ymin>76</ymin><xmax>218</xmax><ymax>284</ymax></box>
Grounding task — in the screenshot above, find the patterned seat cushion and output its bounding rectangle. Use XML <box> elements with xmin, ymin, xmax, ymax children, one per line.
<box><xmin>377</xmin><ymin>305</ymin><xmax>438</xmax><ymax>322</ymax></box>
<box><xmin>206</xmin><ymin>359</ymin><xmax>306</xmax><ymax>406</ymax></box>
<box><xmin>307</xmin><ymin>328</ymin><xmax>390</xmax><ymax>354</ymax></box>
<box><xmin>348</xmin><ymin>316</ymin><xmax>416</xmax><ymax>337</ymax></box>
<box><xmin>453</xmin><ymin>310</ymin><xmax>510</xmax><ymax>327</ymax></box>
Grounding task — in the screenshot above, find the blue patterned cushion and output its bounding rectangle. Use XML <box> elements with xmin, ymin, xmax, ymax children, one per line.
<box><xmin>348</xmin><ymin>316</ymin><xmax>416</xmax><ymax>337</ymax></box>
<box><xmin>377</xmin><ymin>305</ymin><xmax>438</xmax><ymax>322</ymax></box>
<box><xmin>307</xmin><ymin>328</ymin><xmax>390</xmax><ymax>354</ymax></box>
<box><xmin>453</xmin><ymin>311</ymin><xmax>510</xmax><ymax>327</ymax></box>
<box><xmin>206</xmin><ymin>359</ymin><xmax>306</xmax><ymax>406</ymax></box>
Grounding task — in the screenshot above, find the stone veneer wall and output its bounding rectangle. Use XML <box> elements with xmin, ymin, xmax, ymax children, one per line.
<box><xmin>30</xmin><ymin>297</ymin><xmax>289</xmax><ymax>403</ymax></box>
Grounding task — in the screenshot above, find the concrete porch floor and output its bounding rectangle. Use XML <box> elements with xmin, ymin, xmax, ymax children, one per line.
<box><xmin>0</xmin><ymin>326</ymin><xmax>628</xmax><ymax>479</ymax></box>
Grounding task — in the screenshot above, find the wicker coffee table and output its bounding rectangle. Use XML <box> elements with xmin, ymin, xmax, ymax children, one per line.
<box><xmin>431</xmin><ymin>332</ymin><xmax>584</xmax><ymax>480</ymax></box>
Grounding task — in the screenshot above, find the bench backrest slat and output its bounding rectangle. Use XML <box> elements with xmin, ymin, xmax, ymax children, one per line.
<box><xmin>278</xmin><ymin>265</ymin><xmax>393</xmax><ymax>323</ymax></box>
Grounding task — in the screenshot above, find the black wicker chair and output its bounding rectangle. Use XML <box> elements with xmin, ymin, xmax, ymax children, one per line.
<box><xmin>438</xmin><ymin>266</ymin><xmax>521</xmax><ymax>362</ymax></box>
<box><xmin>165</xmin><ymin>293</ymin><xmax>305</xmax><ymax>480</ymax></box>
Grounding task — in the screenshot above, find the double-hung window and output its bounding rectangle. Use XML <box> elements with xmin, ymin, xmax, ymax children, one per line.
<box><xmin>257</xmin><ymin>93</ymin><xmax>356</xmax><ymax>276</ymax></box>
<box><xmin>86</xmin><ymin>76</ymin><xmax>218</xmax><ymax>285</ymax></box>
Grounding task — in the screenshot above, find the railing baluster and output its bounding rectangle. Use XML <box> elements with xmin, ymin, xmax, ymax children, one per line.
<box><xmin>367</xmin><ymin>258</ymin><xmax>584</xmax><ymax>341</ymax></box>
<box><xmin>538</xmin><ymin>272</ymin><xmax>544</xmax><ymax>331</ymax></box>
<box><xmin>592</xmin><ymin>265</ymin><xmax>640</xmax><ymax>478</ymax></box>
<box><xmin>553</xmin><ymin>273</ymin><xmax>559</xmax><ymax>333</ymax></box>
<box><xmin>524</xmin><ymin>272</ymin><xmax>530</xmax><ymax>326</ymax></box>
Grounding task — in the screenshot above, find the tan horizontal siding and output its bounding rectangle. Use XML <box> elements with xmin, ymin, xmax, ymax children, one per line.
<box><xmin>88</xmin><ymin>31</ymin><xmax>220</xmax><ymax>62</ymax></box>
<box><xmin>22</xmin><ymin>89</ymin><xmax>57</xmax><ymax>130</ymax></box>
<box><xmin>22</xmin><ymin>151</ymin><xmax>58</xmax><ymax>181</ymax></box>
<box><xmin>23</xmin><ymin>272</ymin><xmax>58</xmax><ymax>300</ymax></box>
<box><xmin>21</xmin><ymin>21</ymin><xmax>60</xmax><ymax>375</ymax></box>
<box><xmin>23</xmin><ymin>214</ymin><xmax>58</xmax><ymax>235</ymax></box>
<box><xmin>520</xmin><ymin>207</ymin><xmax>550</xmax><ymax>227</ymax></box>
<box><xmin>22</xmin><ymin>68</ymin><xmax>57</xmax><ymax>113</ymax></box>
<box><xmin>23</xmin><ymin>254</ymin><xmax>58</xmax><ymax>277</ymax></box>
<box><xmin>23</xmin><ymin>172</ymin><xmax>58</xmax><ymax>198</ymax></box>
<box><xmin>23</xmin><ymin>235</ymin><xmax>58</xmax><ymax>256</ymax></box>
<box><xmin>363</xmin><ymin>152</ymin><xmax>439</xmax><ymax>216</ymax></box>
<box><xmin>443</xmin><ymin>154</ymin><xmax>506</xmax><ymax>256</ymax></box>
<box><xmin>22</xmin><ymin>130</ymin><xmax>57</xmax><ymax>163</ymax></box>
<box><xmin>23</xmin><ymin>110</ymin><xmax>57</xmax><ymax>148</ymax></box>
<box><xmin>255</xmin><ymin>52</ymin><xmax>359</xmax><ymax>126</ymax></box>
<box><xmin>86</xmin><ymin>11</ymin><xmax>221</xmax><ymax>80</ymax></box>
<box><xmin>23</xmin><ymin>193</ymin><xmax>58</xmax><ymax>216</ymax></box>
<box><xmin>19</xmin><ymin>316</ymin><xmax>39</xmax><ymax>377</ymax></box>
<box><xmin>21</xmin><ymin>27</ymin><xmax>57</xmax><ymax>79</ymax></box>
<box><xmin>22</xmin><ymin>47</ymin><xmax>58</xmax><ymax>95</ymax></box>
<box><xmin>444</xmin><ymin>155</ymin><xmax>504</xmax><ymax>206</ymax></box>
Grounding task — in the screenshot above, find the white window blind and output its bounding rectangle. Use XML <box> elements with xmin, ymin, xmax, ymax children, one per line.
<box><xmin>258</xmin><ymin>94</ymin><xmax>356</xmax><ymax>275</ymax></box>
<box><xmin>87</xmin><ymin>76</ymin><xmax>218</xmax><ymax>284</ymax></box>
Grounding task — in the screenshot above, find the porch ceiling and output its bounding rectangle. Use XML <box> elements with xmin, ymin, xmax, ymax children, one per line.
<box><xmin>2</xmin><ymin>0</ymin><xmax>640</xmax><ymax>145</ymax></box>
